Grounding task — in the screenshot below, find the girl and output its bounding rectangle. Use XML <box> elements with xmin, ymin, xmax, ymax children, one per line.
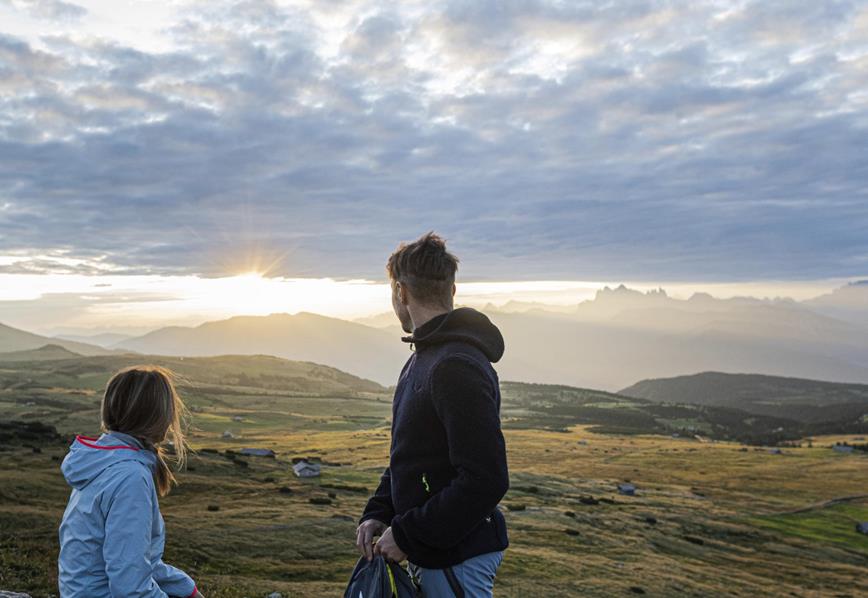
<box><xmin>58</xmin><ymin>365</ymin><xmax>204</xmax><ymax>598</ymax></box>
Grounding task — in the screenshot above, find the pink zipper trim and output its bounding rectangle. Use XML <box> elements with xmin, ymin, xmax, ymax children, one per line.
<box><xmin>75</xmin><ymin>435</ymin><xmax>140</xmax><ymax>451</ymax></box>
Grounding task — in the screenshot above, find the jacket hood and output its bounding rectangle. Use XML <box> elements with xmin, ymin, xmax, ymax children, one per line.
<box><xmin>402</xmin><ymin>307</ymin><xmax>505</xmax><ymax>362</ymax></box>
<box><xmin>61</xmin><ymin>431</ymin><xmax>156</xmax><ymax>490</ymax></box>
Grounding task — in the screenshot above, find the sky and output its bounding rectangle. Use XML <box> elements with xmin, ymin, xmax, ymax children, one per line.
<box><xmin>1</xmin><ymin>0</ymin><xmax>867</xmax><ymax>333</ymax></box>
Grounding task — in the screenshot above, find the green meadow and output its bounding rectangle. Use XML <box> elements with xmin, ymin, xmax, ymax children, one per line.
<box><xmin>1</xmin><ymin>355</ymin><xmax>866</xmax><ymax>597</ymax></box>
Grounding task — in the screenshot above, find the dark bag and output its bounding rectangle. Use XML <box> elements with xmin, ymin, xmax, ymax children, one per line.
<box><xmin>344</xmin><ymin>556</ymin><xmax>419</xmax><ymax>598</ymax></box>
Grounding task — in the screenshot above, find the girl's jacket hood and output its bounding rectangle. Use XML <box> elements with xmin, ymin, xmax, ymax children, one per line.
<box><xmin>61</xmin><ymin>431</ymin><xmax>156</xmax><ymax>490</ymax></box>
<box><xmin>58</xmin><ymin>431</ymin><xmax>196</xmax><ymax>597</ymax></box>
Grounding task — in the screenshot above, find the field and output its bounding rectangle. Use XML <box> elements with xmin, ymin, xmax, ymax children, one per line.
<box><xmin>1</xmin><ymin>355</ymin><xmax>867</xmax><ymax>597</ymax></box>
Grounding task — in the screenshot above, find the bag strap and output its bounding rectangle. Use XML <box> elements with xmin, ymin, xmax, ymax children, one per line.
<box><xmin>443</xmin><ymin>567</ymin><xmax>465</xmax><ymax>598</ymax></box>
<box><xmin>386</xmin><ymin>562</ymin><xmax>399</xmax><ymax>597</ymax></box>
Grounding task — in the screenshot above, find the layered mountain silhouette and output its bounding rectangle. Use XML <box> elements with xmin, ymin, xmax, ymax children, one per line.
<box><xmin>0</xmin><ymin>344</ymin><xmax>83</xmax><ymax>362</ymax></box>
<box><xmin>4</xmin><ymin>283</ymin><xmax>867</xmax><ymax>390</ymax></box>
<box><xmin>113</xmin><ymin>312</ymin><xmax>409</xmax><ymax>385</ymax></box>
<box><xmin>0</xmin><ymin>323</ymin><xmax>113</xmax><ymax>356</ymax></box>
<box><xmin>359</xmin><ymin>284</ymin><xmax>868</xmax><ymax>389</ymax></box>
<box><xmin>804</xmin><ymin>279</ymin><xmax>868</xmax><ymax>326</ymax></box>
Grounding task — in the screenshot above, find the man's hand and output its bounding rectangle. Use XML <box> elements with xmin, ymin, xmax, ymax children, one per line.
<box><xmin>356</xmin><ymin>519</ymin><xmax>387</xmax><ymax>561</ymax></box>
<box><xmin>373</xmin><ymin>526</ymin><xmax>408</xmax><ymax>563</ymax></box>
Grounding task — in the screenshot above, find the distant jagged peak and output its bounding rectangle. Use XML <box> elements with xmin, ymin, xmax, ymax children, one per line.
<box><xmin>593</xmin><ymin>284</ymin><xmax>669</xmax><ymax>301</ymax></box>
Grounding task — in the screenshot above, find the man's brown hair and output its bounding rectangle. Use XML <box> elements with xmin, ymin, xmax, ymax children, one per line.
<box><xmin>387</xmin><ymin>232</ymin><xmax>459</xmax><ymax>307</ymax></box>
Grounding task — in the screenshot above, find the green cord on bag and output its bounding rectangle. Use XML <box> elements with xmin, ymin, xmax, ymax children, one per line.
<box><xmin>386</xmin><ymin>562</ymin><xmax>398</xmax><ymax>597</ymax></box>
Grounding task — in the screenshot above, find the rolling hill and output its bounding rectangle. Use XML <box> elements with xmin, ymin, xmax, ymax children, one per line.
<box><xmin>3</xmin><ymin>350</ymin><xmax>861</xmax><ymax>444</ymax></box>
<box><xmin>620</xmin><ymin>372</ymin><xmax>868</xmax><ymax>425</ymax></box>
<box><xmin>0</xmin><ymin>322</ymin><xmax>114</xmax><ymax>356</ymax></box>
<box><xmin>0</xmin><ymin>344</ymin><xmax>82</xmax><ymax>362</ymax></box>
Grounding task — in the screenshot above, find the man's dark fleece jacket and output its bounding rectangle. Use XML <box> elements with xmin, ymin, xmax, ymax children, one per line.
<box><xmin>360</xmin><ymin>307</ymin><xmax>510</xmax><ymax>569</ymax></box>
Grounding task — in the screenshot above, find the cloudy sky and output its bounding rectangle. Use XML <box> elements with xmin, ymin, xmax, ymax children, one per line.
<box><xmin>1</xmin><ymin>0</ymin><xmax>867</xmax><ymax>331</ymax></box>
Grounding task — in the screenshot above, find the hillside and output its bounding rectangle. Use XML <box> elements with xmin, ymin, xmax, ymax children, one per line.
<box><xmin>500</xmin><ymin>381</ymin><xmax>828</xmax><ymax>444</ymax></box>
<box><xmin>0</xmin><ymin>322</ymin><xmax>114</xmax><ymax>356</ymax></box>
<box><xmin>2</xmin><ymin>363</ymin><xmax>866</xmax><ymax>596</ymax></box>
<box><xmin>0</xmin><ymin>344</ymin><xmax>82</xmax><ymax>362</ymax></box>
<box><xmin>115</xmin><ymin>312</ymin><xmax>408</xmax><ymax>385</ymax></box>
<box><xmin>56</xmin><ymin>332</ymin><xmax>133</xmax><ymax>348</ymax></box>
<box><xmin>620</xmin><ymin>372</ymin><xmax>868</xmax><ymax>425</ymax></box>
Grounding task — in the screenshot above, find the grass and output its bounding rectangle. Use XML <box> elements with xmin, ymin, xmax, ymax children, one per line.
<box><xmin>1</xmin><ymin>356</ymin><xmax>867</xmax><ymax>596</ymax></box>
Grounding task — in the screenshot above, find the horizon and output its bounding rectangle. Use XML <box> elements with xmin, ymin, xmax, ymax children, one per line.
<box><xmin>1</xmin><ymin>273</ymin><xmax>863</xmax><ymax>336</ymax></box>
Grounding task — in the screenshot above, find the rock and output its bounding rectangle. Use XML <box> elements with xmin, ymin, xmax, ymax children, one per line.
<box><xmin>564</xmin><ymin>528</ymin><xmax>580</xmax><ymax>536</ymax></box>
<box><xmin>579</xmin><ymin>496</ymin><xmax>599</xmax><ymax>505</ymax></box>
<box><xmin>278</xmin><ymin>486</ymin><xmax>293</xmax><ymax>494</ymax></box>
<box><xmin>309</xmin><ymin>497</ymin><xmax>332</xmax><ymax>505</ymax></box>
<box><xmin>629</xmin><ymin>587</ymin><xmax>646</xmax><ymax>594</ymax></box>
<box><xmin>207</xmin><ymin>504</ymin><xmax>220</xmax><ymax>512</ymax></box>
<box><xmin>331</xmin><ymin>514</ymin><xmax>355</xmax><ymax>522</ymax></box>
<box><xmin>266</xmin><ymin>593</ymin><xmax>283</xmax><ymax>598</ymax></box>
<box><xmin>684</xmin><ymin>535</ymin><xmax>705</xmax><ymax>545</ymax></box>
<box><xmin>564</xmin><ymin>511</ymin><xmax>576</xmax><ymax>518</ymax></box>
<box><xmin>506</xmin><ymin>503</ymin><xmax>526</xmax><ymax>511</ymax></box>
<box><xmin>644</xmin><ymin>516</ymin><xmax>658</xmax><ymax>525</ymax></box>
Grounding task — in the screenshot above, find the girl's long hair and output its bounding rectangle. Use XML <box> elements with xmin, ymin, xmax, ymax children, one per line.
<box><xmin>101</xmin><ymin>365</ymin><xmax>188</xmax><ymax>496</ymax></box>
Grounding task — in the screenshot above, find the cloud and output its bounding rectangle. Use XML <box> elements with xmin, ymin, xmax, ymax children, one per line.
<box><xmin>0</xmin><ymin>0</ymin><xmax>867</xmax><ymax>281</ymax></box>
<box><xmin>9</xmin><ymin>0</ymin><xmax>87</xmax><ymax>21</ymax></box>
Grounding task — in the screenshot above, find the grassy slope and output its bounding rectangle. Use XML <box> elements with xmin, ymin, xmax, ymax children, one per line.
<box><xmin>1</xmin><ymin>357</ymin><xmax>867</xmax><ymax>596</ymax></box>
<box><xmin>620</xmin><ymin>371</ymin><xmax>868</xmax><ymax>424</ymax></box>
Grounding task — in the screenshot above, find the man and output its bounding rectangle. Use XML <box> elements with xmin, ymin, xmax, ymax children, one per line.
<box><xmin>355</xmin><ymin>232</ymin><xmax>510</xmax><ymax>597</ymax></box>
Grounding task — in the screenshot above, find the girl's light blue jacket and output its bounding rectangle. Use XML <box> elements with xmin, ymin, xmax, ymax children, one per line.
<box><xmin>58</xmin><ymin>432</ymin><xmax>197</xmax><ymax>598</ymax></box>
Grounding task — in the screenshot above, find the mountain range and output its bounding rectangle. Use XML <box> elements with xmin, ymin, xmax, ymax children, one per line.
<box><xmin>111</xmin><ymin>312</ymin><xmax>410</xmax><ymax>386</ymax></box>
<box><xmin>1</xmin><ymin>281</ymin><xmax>866</xmax><ymax>390</ymax></box>
<box><xmin>0</xmin><ymin>323</ymin><xmax>113</xmax><ymax>357</ymax></box>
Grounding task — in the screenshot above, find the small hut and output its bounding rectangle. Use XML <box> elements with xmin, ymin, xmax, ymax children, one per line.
<box><xmin>617</xmin><ymin>483</ymin><xmax>636</xmax><ymax>496</ymax></box>
<box><xmin>293</xmin><ymin>460</ymin><xmax>321</xmax><ymax>478</ymax></box>
<box><xmin>833</xmin><ymin>445</ymin><xmax>854</xmax><ymax>454</ymax></box>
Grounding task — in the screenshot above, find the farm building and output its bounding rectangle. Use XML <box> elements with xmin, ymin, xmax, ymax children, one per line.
<box><xmin>221</xmin><ymin>430</ymin><xmax>235</xmax><ymax>439</ymax></box>
<box><xmin>293</xmin><ymin>460</ymin><xmax>321</xmax><ymax>478</ymax></box>
<box><xmin>617</xmin><ymin>483</ymin><xmax>636</xmax><ymax>496</ymax></box>
<box><xmin>833</xmin><ymin>445</ymin><xmax>854</xmax><ymax>454</ymax></box>
<box><xmin>239</xmin><ymin>448</ymin><xmax>275</xmax><ymax>458</ymax></box>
